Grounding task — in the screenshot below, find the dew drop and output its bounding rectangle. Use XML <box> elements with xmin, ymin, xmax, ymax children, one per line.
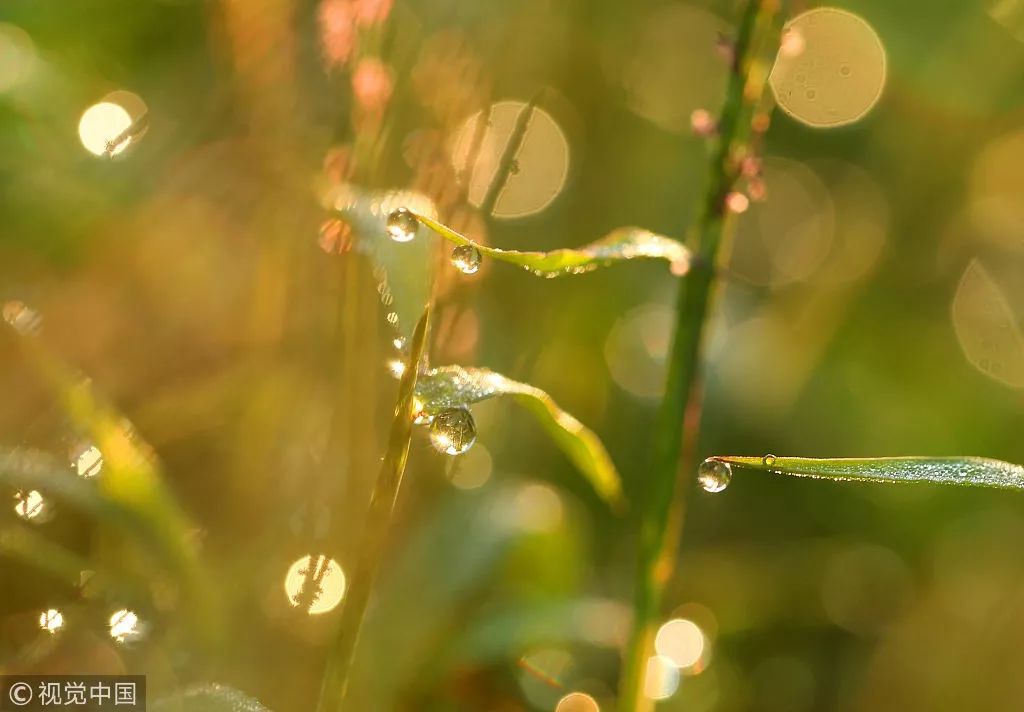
<box><xmin>697</xmin><ymin>458</ymin><xmax>731</xmax><ymax>493</ymax></box>
<box><xmin>386</xmin><ymin>207</ymin><xmax>419</xmax><ymax>242</ymax></box>
<box><xmin>429</xmin><ymin>407</ymin><xmax>477</xmax><ymax>456</ymax></box>
<box><xmin>762</xmin><ymin>453</ymin><xmax>777</xmax><ymax>467</ymax></box>
<box><xmin>450</xmin><ymin>244</ymin><xmax>482</xmax><ymax>275</ymax></box>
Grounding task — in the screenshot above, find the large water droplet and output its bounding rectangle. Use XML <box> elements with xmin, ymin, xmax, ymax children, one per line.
<box><xmin>450</xmin><ymin>244</ymin><xmax>482</xmax><ymax>275</ymax></box>
<box><xmin>386</xmin><ymin>207</ymin><xmax>419</xmax><ymax>242</ymax></box>
<box><xmin>429</xmin><ymin>407</ymin><xmax>477</xmax><ymax>455</ymax></box>
<box><xmin>697</xmin><ymin>458</ymin><xmax>731</xmax><ymax>493</ymax></box>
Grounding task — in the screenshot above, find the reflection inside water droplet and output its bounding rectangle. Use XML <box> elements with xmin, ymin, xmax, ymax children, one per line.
<box><xmin>386</xmin><ymin>207</ymin><xmax>419</xmax><ymax>242</ymax></box>
<box><xmin>450</xmin><ymin>244</ymin><xmax>482</xmax><ymax>274</ymax></box>
<box><xmin>762</xmin><ymin>454</ymin><xmax>777</xmax><ymax>467</ymax></box>
<box><xmin>697</xmin><ymin>459</ymin><xmax>731</xmax><ymax>493</ymax></box>
<box><xmin>429</xmin><ymin>407</ymin><xmax>477</xmax><ymax>455</ymax></box>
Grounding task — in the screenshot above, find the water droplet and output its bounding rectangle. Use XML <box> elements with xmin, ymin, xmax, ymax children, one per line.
<box><xmin>762</xmin><ymin>454</ymin><xmax>777</xmax><ymax>467</ymax></box>
<box><xmin>450</xmin><ymin>244</ymin><xmax>482</xmax><ymax>275</ymax></box>
<box><xmin>429</xmin><ymin>407</ymin><xmax>477</xmax><ymax>456</ymax></box>
<box><xmin>839</xmin><ymin>63</ymin><xmax>851</xmax><ymax>77</ymax></box>
<box><xmin>697</xmin><ymin>458</ymin><xmax>731</xmax><ymax>493</ymax></box>
<box><xmin>805</xmin><ymin>88</ymin><xmax>817</xmax><ymax>100</ymax></box>
<box><xmin>386</xmin><ymin>207</ymin><xmax>419</xmax><ymax>242</ymax></box>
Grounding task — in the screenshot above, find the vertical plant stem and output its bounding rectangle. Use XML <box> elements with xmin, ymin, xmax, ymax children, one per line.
<box><xmin>316</xmin><ymin>307</ymin><xmax>431</xmax><ymax>712</ymax></box>
<box><xmin>618</xmin><ymin>2</ymin><xmax>782</xmax><ymax>710</ymax></box>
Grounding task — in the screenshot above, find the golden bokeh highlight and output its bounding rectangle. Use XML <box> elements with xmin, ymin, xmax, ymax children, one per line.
<box><xmin>74</xmin><ymin>444</ymin><xmax>104</xmax><ymax>478</ymax></box>
<box><xmin>621</xmin><ymin>5</ymin><xmax>728</xmax><ymax>133</ymax></box>
<box><xmin>0</xmin><ymin>24</ymin><xmax>35</xmax><ymax>93</ymax></box>
<box><xmin>284</xmin><ymin>554</ymin><xmax>347</xmax><ymax>614</ymax></box>
<box><xmin>770</xmin><ymin>8</ymin><xmax>886</xmax><ymax>128</ymax></box>
<box><xmin>967</xmin><ymin>128</ymin><xmax>1024</xmax><ymax>252</ymax></box>
<box><xmin>78</xmin><ymin>90</ymin><xmax>148</xmax><ymax>157</ymax></box>
<box><xmin>450</xmin><ymin>100</ymin><xmax>569</xmax><ymax>218</ymax></box>
<box><xmin>951</xmin><ymin>259</ymin><xmax>1024</xmax><ymax>388</ymax></box>
<box><xmin>448</xmin><ymin>442</ymin><xmax>492</xmax><ymax>490</ymax></box>
<box><xmin>730</xmin><ymin>158</ymin><xmax>835</xmax><ymax>286</ymax></box>
<box><xmin>642</xmin><ymin>655</ymin><xmax>680</xmax><ymax>700</ymax></box>
<box><xmin>555</xmin><ymin>692</ymin><xmax>600</xmax><ymax>712</ymax></box>
<box><xmin>14</xmin><ymin>489</ymin><xmax>47</xmax><ymax>521</ymax></box>
<box><xmin>654</xmin><ymin>618</ymin><xmax>707</xmax><ymax>671</ymax></box>
<box><xmin>109</xmin><ymin>608</ymin><xmax>140</xmax><ymax>642</ymax></box>
<box><xmin>604</xmin><ymin>303</ymin><xmax>672</xmax><ymax>399</ymax></box>
<box><xmin>39</xmin><ymin>608</ymin><xmax>64</xmax><ymax>634</ymax></box>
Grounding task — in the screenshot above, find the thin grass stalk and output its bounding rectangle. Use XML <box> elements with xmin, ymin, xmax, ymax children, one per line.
<box><xmin>316</xmin><ymin>307</ymin><xmax>431</xmax><ymax>712</ymax></box>
<box><xmin>618</xmin><ymin>2</ymin><xmax>783</xmax><ymax>710</ymax></box>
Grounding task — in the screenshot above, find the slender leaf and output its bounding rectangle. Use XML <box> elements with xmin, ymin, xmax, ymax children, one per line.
<box><xmin>713</xmin><ymin>455</ymin><xmax>1024</xmax><ymax>490</ymax></box>
<box><xmin>415</xmin><ymin>365</ymin><xmax>624</xmax><ymax>508</ymax></box>
<box><xmin>416</xmin><ymin>214</ymin><xmax>691</xmax><ymax>277</ymax></box>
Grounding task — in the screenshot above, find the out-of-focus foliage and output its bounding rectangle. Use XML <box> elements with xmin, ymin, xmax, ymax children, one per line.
<box><xmin>2</xmin><ymin>0</ymin><xmax>1024</xmax><ymax>710</ymax></box>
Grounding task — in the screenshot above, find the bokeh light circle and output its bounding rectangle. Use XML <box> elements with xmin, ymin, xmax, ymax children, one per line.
<box><xmin>284</xmin><ymin>554</ymin><xmax>347</xmax><ymax>614</ymax></box>
<box><xmin>770</xmin><ymin>8</ymin><xmax>886</xmax><ymax>128</ymax></box>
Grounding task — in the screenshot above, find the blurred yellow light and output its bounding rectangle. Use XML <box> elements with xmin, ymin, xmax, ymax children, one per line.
<box><xmin>555</xmin><ymin>692</ymin><xmax>600</xmax><ymax>712</ymax></box>
<box><xmin>770</xmin><ymin>8</ymin><xmax>886</xmax><ymax>128</ymax></box>
<box><xmin>79</xmin><ymin>102</ymin><xmax>133</xmax><ymax>156</ymax></box>
<box><xmin>951</xmin><ymin>259</ymin><xmax>1024</xmax><ymax>388</ymax></box>
<box><xmin>511</xmin><ymin>483</ymin><xmax>564</xmax><ymax>534</ymax></box>
<box><xmin>642</xmin><ymin>655</ymin><xmax>680</xmax><ymax>700</ymax></box>
<box><xmin>0</xmin><ymin>24</ymin><xmax>35</xmax><ymax>93</ymax></box>
<box><xmin>39</xmin><ymin>608</ymin><xmax>64</xmax><ymax>633</ymax></box>
<box><xmin>450</xmin><ymin>100</ymin><xmax>569</xmax><ymax>219</ymax></box>
<box><xmin>109</xmin><ymin>608</ymin><xmax>140</xmax><ymax>642</ymax></box>
<box><xmin>284</xmin><ymin>554</ymin><xmax>346</xmax><ymax>614</ymax></box>
<box><xmin>449</xmin><ymin>442</ymin><xmax>492</xmax><ymax>490</ymax></box>
<box><xmin>655</xmin><ymin>618</ymin><xmax>706</xmax><ymax>670</ymax></box>
<box><xmin>74</xmin><ymin>444</ymin><xmax>104</xmax><ymax>478</ymax></box>
<box><xmin>14</xmin><ymin>489</ymin><xmax>46</xmax><ymax>520</ymax></box>
<box><xmin>604</xmin><ymin>303</ymin><xmax>672</xmax><ymax>400</ymax></box>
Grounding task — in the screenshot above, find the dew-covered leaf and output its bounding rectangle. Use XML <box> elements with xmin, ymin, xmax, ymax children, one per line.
<box><xmin>151</xmin><ymin>684</ymin><xmax>271</xmax><ymax>712</ymax></box>
<box><xmin>713</xmin><ymin>455</ymin><xmax>1024</xmax><ymax>490</ymax></box>
<box><xmin>415</xmin><ymin>365</ymin><xmax>624</xmax><ymax>507</ymax></box>
<box><xmin>416</xmin><ymin>214</ymin><xmax>691</xmax><ymax>277</ymax></box>
<box><xmin>325</xmin><ymin>184</ymin><xmax>437</xmax><ymax>337</ymax></box>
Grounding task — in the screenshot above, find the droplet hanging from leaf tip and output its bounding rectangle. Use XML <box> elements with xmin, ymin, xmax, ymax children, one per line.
<box><xmin>697</xmin><ymin>458</ymin><xmax>731</xmax><ymax>493</ymax></box>
<box><xmin>451</xmin><ymin>244</ymin><xmax>482</xmax><ymax>275</ymax></box>
<box><xmin>386</xmin><ymin>207</ymin><xmax>419</xmax><ymax>242</ymax></box>
<box><xmin>429</xmin><ymin>406</ymin><xmax>477</xmax><ymax>456</ymax></box>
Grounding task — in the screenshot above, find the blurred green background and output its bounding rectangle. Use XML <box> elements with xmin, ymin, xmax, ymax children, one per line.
<box><xmin>3</xmin><ymin>0</ymin><xmax>1024</xmax><ymax>710</ymax></box>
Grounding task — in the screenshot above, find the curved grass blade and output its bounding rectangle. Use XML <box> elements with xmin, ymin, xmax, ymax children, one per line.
<box><xmin>8</xmin><ymin>334</ymin><xmax>219</xmax><ymax>642</ymax></box>
<box><xmin>415</xmin><ymin>365</ymin><xmax>624</xmax><ymax>508</ymax></box>
<box><xmin>713</xmin><ymin>455</ymin><xmax>1024</xmax><ymax>490</ymax></box>
<box><xmin>317</xmin><ymin>306</ymin><xmax>431</xmax><ymax>712</ymax></box>
<box><xmin>415</xmin><ymin>214</ymin><xmax>691</xmax><ymax>278</ymax></box>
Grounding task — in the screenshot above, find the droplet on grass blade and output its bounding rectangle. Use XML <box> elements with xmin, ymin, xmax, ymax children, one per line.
<box><xmin>386</xmin><ymin>207</ymin><xmax>419</xmax><ymax>242</ymax></box>
<box><xmin>697</xmin><ymin>458</ymin><xmax>731</xmax><ymax>493</ymax></box>
<box><xmin>450</xmin><ymin>244</ymin><xmax>482</xmax><ymax>274</ymax></box>
<box><xmin>429</xmin><ymin>407</ymin><xmax>477</xmax><ymax>455</ymax></box>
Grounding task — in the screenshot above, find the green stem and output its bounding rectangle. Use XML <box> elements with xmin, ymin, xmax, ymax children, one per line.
<box><xmin>618</xmin><ymin>2</ymin><xmax>782</xmax><ymax>710</ymax></box>
<box><xmin>316</xmin><ymin>307</ymin><xmax>431</xmax><ymax>712</ymax></box>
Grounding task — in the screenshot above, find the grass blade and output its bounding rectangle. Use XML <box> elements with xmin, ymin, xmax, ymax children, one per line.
<box><xmin>316</xmin><ymin>305</ymin><xmax>431</xmax><ymax>712</ymax></box>
<box><xmin>415</xmin><ymin>365</ymin><xmax>624</xmax><ymax>508</ymax></box>
<box><xmin>712</xmin><ymin>455</ymin><xmax>1024</xmax><ymax>489</ymax></box>
<box><xmin>416</xmin><ymin>214</ymin><xmax>691</xmax><ymax>277</ymax></box>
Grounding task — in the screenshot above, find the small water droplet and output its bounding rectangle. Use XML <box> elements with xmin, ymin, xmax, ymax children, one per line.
<box><xmin>805</xmin><ymin>88</ymin><xmax>817</xmax><ymax>100</ymax></box>
<box><xmin>839</xmin><ymin>64</ymin><xmax>851</xmax><ymax>77</ymax></box>
<box><xmin>450</xmin><ymin>244</ymin><xmax>482</xmax><ymax>275</ymax></box>
<box><xmin>762</xmin><ymin>454</ymin><xmax>777</xmax><ymax>467</ymax></box>
<box><xmin>697</xmin><ymin>458</ymin><xmax>731</xmax><ymax>493</ymax></box>
<box><xmin>429</xmin><ymin>407</ymin><xmax>477</xmax><ymax>456</ymax></box>
<box><xmin>386</xmin><ymin>207</ymin><xmax>419</xmax><ymax>242</ymax></box>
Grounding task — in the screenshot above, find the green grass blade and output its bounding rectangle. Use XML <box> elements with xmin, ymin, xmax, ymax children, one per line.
<box><xmin>416</xmin><ymin>214</ymin><xmax>691</xmax><ymax>277</ymax></box>
<box><xmin>317</xmin><ymin>305</ymin><xmax>431</xmax><ymax>712</ymax></box>
<box><xmin>415</xmin><ymin>365</ymin><xmax>624</xmax><ymax>508</ymax></box>
<box><xmin>713</xmin><ymin>455</ymin><xmax>1024</xmax><ymax>489</ymax></box>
